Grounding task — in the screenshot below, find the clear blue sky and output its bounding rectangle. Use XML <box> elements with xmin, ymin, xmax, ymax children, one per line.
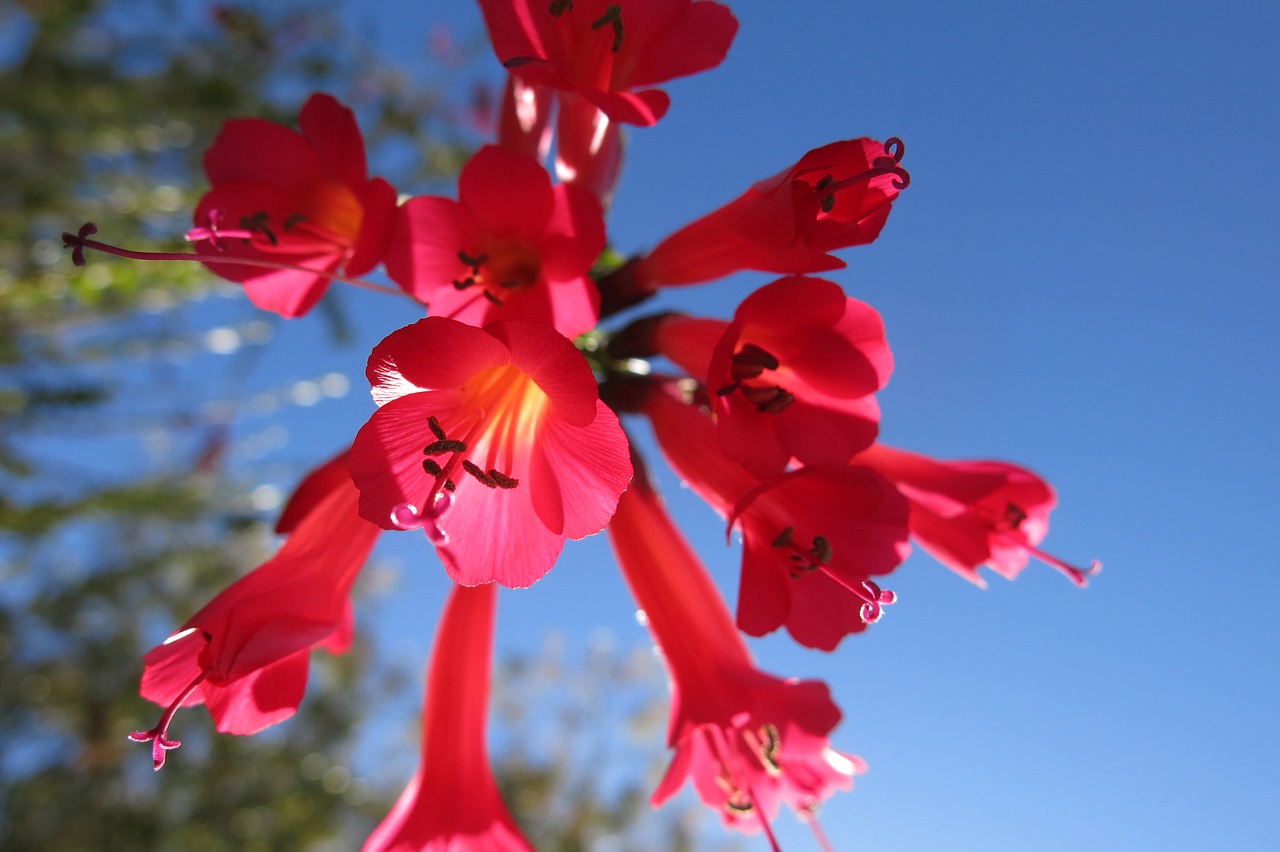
<box><xmin>244</xmin><ymin>1</ymin><xmax>1280</xmax><ymax>849</ymax></box>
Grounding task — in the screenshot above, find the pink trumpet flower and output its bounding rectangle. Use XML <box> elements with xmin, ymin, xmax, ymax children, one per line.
<box><xmin>852</xmin><ymin>442</ymin><xmax>1101</xmax><ymax>587</ymax></box>
<box><xmin>364</xmin><ymin>583</ymin><xmax>532</xmax><ymax>852</ymax></box>
<box><xmin>348</xmin><ymin>317</ymin><xmax>632</xmax><ymax>588</ymax></box>
<box><xmin>608</xmin><ymin>451</ymin><xmax>863</xmax><ymax>841</ymax></box>
<box><xmin>189</xmin><ymin>93</ymin><xmax>398</xmax><ymax>317</ymax></box>
<box><xmin>132</xmin><ymin>456</ymin><xmax>377</xmax><ymax>768</ymax></box>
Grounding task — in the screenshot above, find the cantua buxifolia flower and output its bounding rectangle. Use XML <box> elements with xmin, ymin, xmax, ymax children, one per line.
<box><xmin>480</xmin><ymin>0</ymin><xmax>739</xmax><ymax>127</ymax></box>
<box><xmin>131</xmin><ymin>456</ymin><xmax>377</xmax><ymax>768</ymax></box>
<box><xmin>852</xmin><ymin>442</ymin><xmax>1101</xmax><ymax>587</ymax></box>
<box><xmin>348</xmin><ymin>317</ymin><xmax>632</xmax><ymax>588</ymax></box>
<box><xmin>607</xmin><ymin>137</ymin><xmax>909</xmax><ymax>306</ymax></box>
<box><xmin>385</xmin><ymin>145</ymin><xmax>606</xmax><ymax>337</ymax></box>
<box><xmin>608</xmin><ymin>452</ymin><xmax>863</xmax><ymax>839</ymax></box>
<box><xmin>646</xmin><ymin>386</ymin><xmax>909</xmax><ymax>650</ymax></box>
<box><xmin>187</xmin><ymin>93</ymin><xmax>398</xmax><ymax>318</ymax></box>
<box><xmin>654</xmin><ymin>275</ymin><xmax>892</xmax><ymax>477</ymax></box>
<box><xmin>364</xmin><ymin>584</ymin><xmax>532</xmax><ymax>852</ymax></box>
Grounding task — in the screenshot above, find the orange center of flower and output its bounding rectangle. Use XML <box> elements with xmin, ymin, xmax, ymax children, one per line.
<box><xmin>396</xmin><ymin>365</ymin><xmax>550</xmax><ymax>538</ymax></box>
<box><xmin>453</xmin><ymin>243</ymin><xmax>543</xmax><ymax>308</ymax></box>
<box><xmin>715</xmin><ymin>342</ymin><xmax>796</xmax><ymax>413</ymax></box>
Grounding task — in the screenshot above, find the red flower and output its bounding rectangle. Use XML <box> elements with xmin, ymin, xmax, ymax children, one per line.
<box><xmin>364</xmin><ymin>583</ymin><xmax>532</xmax><ymax>852</ymax></box>
<box><xmin>608</xmin><ymin>455</ymin><xmax>863</xmax><ymax>836</ymax></box>
<box><xmin>625</xmin><ymin>137</ymin><xmax>909</xmax><ymax>292</ymax></box>
<box><xmin>131</xmin><ymin>456</ymin><xmax>378</xmax><ymax>768</ymax></box>
<box><xmin>479</xmin><ymin>0</ymin><xmax>739</xmax><ymax>127</ymax></box>
<box><xmin>190</xmin><ymin>93</ymin><xmax>398</xmax><ymax>318</ymax></box>
<box><xmin>655</xmin><ymin>276</ymin><xmax>892</xmax><ymax>477</ymax></box>
<box><xmin>852</xmin><ymin>443</ymin><xmax>1101</xmax><ymax>587</ymax></box>
<box><xmin>348</xmin><ymin>317</ymin><xmax>632</xmax><ymax>588</ymax></box>
<box><xmin>385</xmin><ymin>145</ymin><xmax>606</xmax><ymax>337</ymax></box>
<box><xmin>646</xmin><ymin>387</ymin><xmax>909</xmax><ymax>650</ymax></box>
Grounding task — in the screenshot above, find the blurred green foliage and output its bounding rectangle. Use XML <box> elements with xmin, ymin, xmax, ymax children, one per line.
<box><xmin>0</xmin><ymin>2</ymin><xmax>707</xmax><ymax>849</ymax></box>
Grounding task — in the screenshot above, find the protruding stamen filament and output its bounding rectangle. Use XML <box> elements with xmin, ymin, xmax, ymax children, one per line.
<box><xmin>128</xmin><ymin>667</ymin><xmax>210</xmax><ymax>770</ymax></box>
<box><xmin>590</xmin><ymin>4</ymin><xmax>624</xmax><ymax>52</ymax></box>
<box><xmin>814</xmin><ymin>137</ymin><xmax>912</xmax><ymax>211</ymax></box>
<box><xmin>61</xmin><ymin>221</ymin><xmax>413</xmax><ymax>299</ymax></box>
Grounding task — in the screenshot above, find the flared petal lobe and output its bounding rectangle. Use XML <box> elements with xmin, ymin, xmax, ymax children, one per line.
<box><xmin>480</xmin><ymin>0</ymin><xmax>738</xmax><ymax>126</ymax></box>
<box><xmin>607</xmin><ymin>456</ymin><xmax>861</xmax><ymax>832</ymax></box>
<box><xmin>655</xmin><ymin>276</ymin><xmax>892</xmax><ymax>478</ymax></box>
<box><xmin>852</xmin><ymin>443</ymin><xmax>1100</xmax><ymax>587</ymax></box>
<box><xmin>385</xmin><ymin>146</ymin><xmax>605</xmax><ymax>337</ymax></box>
<box><xmin>364</xmin><ymin>584</ymin><xmax>532</xmax><ymax>852</ymax></box>
<box><xmin>645</xmin><ymin>387</ymin><xmax>910</xmax><ymax>650</ymax></box>
<box><xmin>628</xmin><ymin>137</ymin><xmax>909</xmax><ymax>290</ymax></box>
<box><xmin>348</xmin><ymin>317</ymin><xmax>631</xmax><ymax>588</ymax></box>
<box><xmin>191</xmin><ymin>93</ymin><xmax>397</xmax><ymax>317</ymax></box>
<box><xmin>133</xmin><ymin>463</ymin><xmax>378</xmax><ymax>767</ymax></box>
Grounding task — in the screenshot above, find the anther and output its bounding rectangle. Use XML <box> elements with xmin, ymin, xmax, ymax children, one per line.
<box><xmin>239</xmin><ymin>211</ymin><xmax>278</xmax><ymax>246</ymax></box>
<box><xmin>590</xmin><ymin>4</ymin><xmax>624</xmax><ymax>51</ymax></box>
<box><xmin>462</xmin><ymin>459</ymin><xmax>498</xmax><ymax>488</ymax></box>
<box><xmin>771</xmin><ymin>526</ymin><xmax>795</xmax><ymax>548</ymax></box>
<box><xmin>62</xmin><ymin>222</ymin><xmax>98</xmax><ymax>266</ymax></box>
<box><xmin>549</xmin><ymin>0</ymin><xmax>573</xmax><ymax>15</ymax></box>
<box><xmin>427</xmin><ymin>416</ymin><xmax>447</xmax><ymax>442</ymax></box>
<box><xmin>457</xmin><ymin>251</ymin><xmax>487</xmax><ymax>271</ymax></box>
<box><xmin>283</xmin><ymin>213</ymin><xmax>306</xmax><ymax>232</ymax></box>
<box><xmin>424</xmin><ymin>438</ymin><xmax>469</xmax><ymax>455</ymax></box>
<box><xmin>482</xmin><ymin>290</ymin><xmax>504</xmax><ymax>306</ymax></box>
<box><xmin>809</xmin><ymin>535</ymin><xmax>832</xmax><ymax>565</ymax></box>
<box><xmin>489</xmin><ymin>469</ymin><xmax>520</xmax><ymax>489</ymax></box>
<box><xmin>740</xmin><ymin>385</ymin><xmax>796</xmax><ymax>414</ymax></box>
<box><xmin>453</xmin><ymin>277</ymin><xmax>476</xmax><ymax>290</ymax></box>
<box><xmin>423</xmin><ymin>459</ymin><xmax>443</xmax><ymax>476</ymax></box>
<box><xmin>730</xmin><ymin>343</ymin><xmax>780</xmax><ymax>381</ymax></box>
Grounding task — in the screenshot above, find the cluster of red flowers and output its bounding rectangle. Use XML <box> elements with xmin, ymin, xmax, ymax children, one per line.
<box><xmin>68</xmin><ymin>1</ymin><xmax>1097</xmax><ymax>848</ymax></box>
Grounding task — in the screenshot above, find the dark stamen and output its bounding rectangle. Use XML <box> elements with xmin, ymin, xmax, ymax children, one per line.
<box><xmin>730</xmin><ymin>343</ymin><xmax>780</xmax><ymax>381</ymax></box>
<box><xmin>444</xmin><ymin>479</ymin><xmax>456</xmax><ymax>491</ymax></box>
<box><xmin>62</xmin><ymin>222</ymin><xmax>98</xmax><ymax>266</ymax></box>
<box><xmin>809</xmin><ymin>535</ymin><xmax>833</xmax><ymax>565</ymax></box>
<box><xmin>716</xmin><ymin>382</ymin><xmax>740</xmax><ymax>396</ymax></box>
<box><xmin>453</xmin><ymin>277</ymin><xmax>476</xmax><ymax>290</ymax></box>
<box><xmin>424</xmin><ymin>438</ymin><xmax>469</xmax><ymax>455</ymax></box>
<box><xmin>489</xmin><ymin>469</ymin><xmax>519</xmax><ymax>489</ymax></box>
<box><xmin>457</xmin><ymin>251</ymin><xmax>487</xmax><ymax>271</ymax></box>
<box><xmin>423</xmin><ymin>459</ymin><xmax>443</xmax><ymax>476</ymax></box>
<box><xmin>427</xmin><ymin>416</ymin><xmax>447</xmax><ymax>442</ymax></box>
<box><xmin>462</xmin><ymin>459</ymin><xmax>498</xmax><ymax>488</ymax></box>
<box><xmin>282</xmin><ymin>213</ymin><xmax>306</xmax><ymax>232</ymax></box>
<box><xmin>239</xmin><ymin>211</ymin><xmax>278</xmax><ymax>246</ymax></box>
<box><xmin>740</xmin><ymin>385</ymin><xmax>795</xmax><ymax>414</ymax></box>
<box><xmin>549</xmin><ymin>0</ymin><xmax>573</xmax><ymax>15</ymax></box>
<box><xmin>590</xmin><ymin>4</ymin><xmax>624</xmax><ymax>51</ymax></box>
<box><xmin>771</xmin><ymin>526</ymin><xmax>795</xmax><ymax>548</ymax></box>
<box><xmin>1004</xmin><ymin>502</ymin><xmax>1028</xmax><ymax>530</ymax></box>
<box><xmin>482</xmin><ymin>290</ymin><xmax>504</xmax><ymax>306</ymax></box>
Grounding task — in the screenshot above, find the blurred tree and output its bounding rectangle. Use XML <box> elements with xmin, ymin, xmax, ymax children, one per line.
<box><xmin>0</xmin><ymin>2</ymin><xmax>702</xmax><ymax>849</ymax></box>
